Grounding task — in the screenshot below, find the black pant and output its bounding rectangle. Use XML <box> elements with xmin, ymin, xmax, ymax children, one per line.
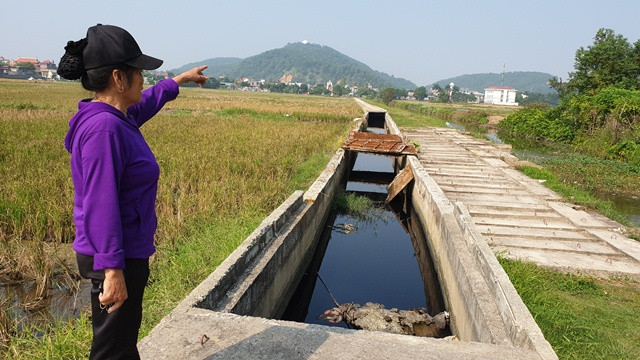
<box><xmin>77</xmin><ymin>254</ymin><xmax>150</xmax><ymax>360</ymax></box>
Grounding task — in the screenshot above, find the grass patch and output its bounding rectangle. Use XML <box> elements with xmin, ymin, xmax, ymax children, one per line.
<box><xmin>3</xmin><ymin>314</ymin><xmax>92</xmax><ymax>359</ymax></box>
<box><xmin>372</xmin><ymin>99</ymin><xmax>518</xmax><ymax>129</ymax></box>
<box><xmin>541</xmin><ymin>153</ymin><xmax>640</xmax><ymax>199</ymax></box>
<box><xmin>0</xmin><ymin>79</ymin><xmax>359</xmax><ymax>357</ymax></box>
<box><xmin>331</xmin><ymin>191</ymin><xmax>382</xmax><ymax>220</ymax></box>
<box><xmin>518</xmin><ymin>166</ymin><xmax>632</xmax><ymax>226</ymax></box>
<box><xmin>363</xmin><ymin>100</ymin><xmax>448</xmax><ymax>128</ymax></box>
<box><xmin>289</xmin><ymin>153</ymin><xmax>332</xmax><ymax>190</ymax></box>
<box><xmin>518</xmin><ymin>164</ymin><xmax>633</xmax><ymax>227</ymax></box>
<box><xmin>499</xmin><ymin>257</ymin><xmax>640</xmax><ymax>359</ymax></box>
<box><xmin>140</xmin><ymin>216</ymin><xmax>263</xmax><ymax>336</ymax></box>
<box><xmin>215</xmin><ymin>107</ymin><xmax>259</xmax><ymax>117</ymax></box>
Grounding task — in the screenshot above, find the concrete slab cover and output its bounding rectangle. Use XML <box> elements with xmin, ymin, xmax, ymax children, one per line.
<box><xmin>140</xmin><ymin>309</ymin><xmax>541</xmax><ymax>360</ymax></box>
<box><xmin>405</xmin><ymin>126</ymin><xmax>640</xmax><ymax>281</ymax></box>
<box><xmin>341</xmin><ymin>131</ymin><xmax>418</xmax><ymax>155</ymax></box>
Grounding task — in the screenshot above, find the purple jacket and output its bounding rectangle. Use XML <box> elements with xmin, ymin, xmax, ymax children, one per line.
<box><xmin>64</xmin><ymin>79</ymin><xmax>179</xmax><ymax>270</ymax></box>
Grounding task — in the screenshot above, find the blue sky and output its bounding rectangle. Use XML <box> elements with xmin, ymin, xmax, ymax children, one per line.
<box><xmin>2</xmin><ymin>0</ymin><xmax>639</xmax><ymax>86</ymax></box>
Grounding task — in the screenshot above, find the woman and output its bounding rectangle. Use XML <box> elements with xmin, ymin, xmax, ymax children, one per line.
<box><xmin>58</xmin><ymin>24</ymin><xmax>207</xmax><ymax>359</ymax></box>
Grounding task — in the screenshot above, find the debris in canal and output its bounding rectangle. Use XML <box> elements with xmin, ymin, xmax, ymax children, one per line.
<box><xmin>332</xmin><ymin>223</ymin><xmax>356</xmax><ymax>234</ymax></box>
<box><xmin>320</xmin><ymin>302</ymin><xmax>450</xmax><ymax>338</ymax></box>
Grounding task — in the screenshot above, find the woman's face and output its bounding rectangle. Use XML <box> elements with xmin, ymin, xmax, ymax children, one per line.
<box><xmin>123</xmin><ymin>68</ymin><xmax>144</xmax><ymax>105</ymax></box>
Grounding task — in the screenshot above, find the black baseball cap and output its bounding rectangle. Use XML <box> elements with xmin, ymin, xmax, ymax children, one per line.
<box><xmin>83</xmin><ymin>24</ymin><xmax>163</xmax><ymax>70</ymax></box>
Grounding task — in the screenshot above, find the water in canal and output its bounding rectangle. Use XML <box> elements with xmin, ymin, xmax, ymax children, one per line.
<box><xmin>281</xmin><ymin>153</ymin><xmax>445</xmax><ymax>328</ymax></box>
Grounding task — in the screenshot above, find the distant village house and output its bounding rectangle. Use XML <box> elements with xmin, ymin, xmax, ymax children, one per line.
<box><xmin>484</xmin><ymin>86</ymin><xmax>518</xmax><ymax>106</ymax></box>
<box><xmin>1</xmin><ymin>56</ymin><xmax>58</xmax><ymax>79</ymax></box>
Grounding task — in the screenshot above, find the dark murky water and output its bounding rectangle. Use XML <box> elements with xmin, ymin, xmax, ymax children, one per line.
<box><xmin>282</xmin><ymin>153</ymin><xmax>444</xmax><ymax>328</ymax></box>
<box><xmin>1</xmin><ymin>278</ymin><xmax>90</xmax><ymax>331</ymax></box>
<box><xmin>595</xmin><ymin>192</ymin><xmax>640</xmax><ymax>226</ymax></box>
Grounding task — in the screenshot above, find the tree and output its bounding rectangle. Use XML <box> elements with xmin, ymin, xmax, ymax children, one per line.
<box><xmin>451</xmin><ymin>91</ymin><xmax>476</xmax><ymax>103</ymax></box>
<box><xmin>357</xmin><ymin>87</ymin><xmax>377</xmax><ymax>98</ymax></box>
<box><xmin>414</xmin><ymin>86</ymin><xmax>428</xmax><ymax>101</ymax></box>
<box><xmin>203</xmin><ymin>77</ymin><xmax>220</xmax><ymax>89</ymax></box>
<box><xmin>516</xmin><ymin>92</ymin><xmax>560</xmax><ymax>107</ymax></box>
<box><xmin>381</xmin><ymin>88</ymin><xmax>394</xmax><ymax>105</ymax></box>
<box><xmin>16</xmin><ymin>62</ymin><xmax>36</xmax><ymax>77</ymax></box>
<box><xmin>551</xmin><ymin>28</ymin><xmax>640</xmax><ymax>98</ymax></box>
<box><xmin>309</xmin><ymin>85</ymin><xmax>330</xmax><ymax>95</ymax></box>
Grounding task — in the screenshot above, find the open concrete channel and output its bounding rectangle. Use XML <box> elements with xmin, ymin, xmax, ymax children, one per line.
<box><xmin>138</xmin><ymin>101</ymin><xmax>557</xmax><ymax>359</ymax></box>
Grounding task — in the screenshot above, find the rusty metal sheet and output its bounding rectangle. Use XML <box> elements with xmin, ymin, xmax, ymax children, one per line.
<box><xmin>341</xmin><ymin>131</ymin><xmax>417</xmax><ymax>156</ymax></box>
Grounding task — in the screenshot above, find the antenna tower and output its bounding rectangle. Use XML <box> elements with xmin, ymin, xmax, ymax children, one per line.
<box><xmin>501</xmin><ymin>64</ymin><xmax>505</xmax><ymax>86</ymax></box>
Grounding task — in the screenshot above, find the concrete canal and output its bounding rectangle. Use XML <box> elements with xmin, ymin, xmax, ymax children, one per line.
<box><xmin>282</xmin><ymin>152</ymin><xmax>446</xmax><ymax>330</ymax></box>
<box><xmin>138</xmin><ymin>102</ymin><xmax>557</xmax><ymax>359</ymax></box>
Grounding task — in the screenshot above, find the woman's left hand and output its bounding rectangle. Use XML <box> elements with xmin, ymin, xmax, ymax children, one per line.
<box><xmin>173</xmin><ymin>65</ymin><xmax>208</xmax><ymax>86</ymax></box>
<box><xmin>99</xmin><ymin>268</ymin><xmax>128</xmax><ymax>314</ymax></box>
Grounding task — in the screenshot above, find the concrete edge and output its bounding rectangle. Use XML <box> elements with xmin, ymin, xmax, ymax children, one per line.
<box><xmin>385</xmin><ymin>112</ymin><xmax>403</xmax><ymax>137</ymax></box>
<box><xmin>138</xmin><ymin>308</ymin><xmax>541</xmax><ymax>360</ymax></box>
<box><xmin>303</xmin><ymin>148</ymin><xmax>345</xmax><ymax>203</ymax></box>
<box><xmin>453</xmin><ymin>202</ymin><xmax>558</xmax><ymax>359</ymax></box>
<box><xmin>173</xmin><ymin>190</ymin><xmax>306</xmax><ymax>313</ymax></box>
<box><xmin>407</xmin><ymin>155</ymin><xmax>557</xmax><ymax>359</ymax></box>
<box><xmin>354</xmin><ymin>98</ymin><xmax>387</xmax><ymax>113</ymax></box>
<box><xmin>407</xmin><ymin>156</ymin><xmax>509</xmax><ymax>343</ymax></box>
<box><xmin>544</xmin><ymin>202</ymin><xmax>640</xmax><ymax>264</ymax></box>
<box><xmin>583</xmin><ymin>227</ymin><xmax>640</xmax><ymax>265</ymax></box>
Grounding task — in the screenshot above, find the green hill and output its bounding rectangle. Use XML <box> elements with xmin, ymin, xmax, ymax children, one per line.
<box><xmin>433</xmin><ymin>71</ymin><xmax>557</xmax><ymax>94</ymax></box>
<box><xmin>169</xmin><ymin>43</ymin><xmax>416</xmax><ymax>89</ymax></box>
<box><xmin>169</xmin><ymin>57</ymin><xmax>242</xmax><ymax>77</ymax></box>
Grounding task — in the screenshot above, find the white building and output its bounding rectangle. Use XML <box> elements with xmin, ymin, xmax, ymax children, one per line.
<box><xmin>484</xmin><ymin>86</ymin><xmax>518</xmax><ymax>106</ymax></box>
<box><xmin>326</xmin><ymin>80</ymin><xmax>333</xmax><ymax>92</ymax></box>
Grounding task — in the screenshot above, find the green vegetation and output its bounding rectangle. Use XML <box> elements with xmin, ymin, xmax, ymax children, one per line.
<box><xmin>499</xmin><ymin>28</ymin><xmax>640</xmax><ymax>209</ymax></box>
<box><xmin>429</xmin><ymin>83</ymin><xmax>477</xmax><ymax>103</ymax></box>
<box><xmin>499</xmin><ymin>257</ymin><xmax>640</xmax><ymax>359</ymax></box>
<box><xmin>499</xmin><ymin>105</ymin><xmax>575</xmax><ymax>142</ymax></box>
<box><xmin>433</xmin><ymin>71</ymin><xmax>556</xmax><ymax>94</ymax></box>
<box><xmin>518</xmin><ymin>165</ymin><xmax>631</xmax><ymax>226</ymax></box>
<box><xmin>3</xmin><ymin>314</ymin><xmax>93</xmax><ymax>359</ymax></box>
<box><xmin>331</xmin><ymin>191</ymin><xmax>380</xmax><ymax>219</ymax></box>
<box><xmin>373</xmin><ymin>100</ymin><xmax>518</xmax><ymax>129</ymax></box>
<box><xmin>365</xmin><ymin>100</ymin><xmax>448</xmax><ymax>128</ymax></box>
<box><xmin>169</xmin><ymin>42</ymin><xmax>416</xmax><ymax>89</ymax></box>
<box><xmin>516</xmin><ymin>91</ymin><xmax>560</xmax><ymax>107</ymax></box>
<box><xmin>550</xmin><ymin>28</ymin><xmax>640</xmax><ymax>98</ymax></box>
<box><xmin>0</xmin><ymin>78</ymin><xmax>359</xmax><ymax>358</ymax></box>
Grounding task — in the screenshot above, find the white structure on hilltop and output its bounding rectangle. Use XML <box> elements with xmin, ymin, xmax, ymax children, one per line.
<box><xmin>484</xmin><ymin>86</ymin><xmax>518</xmax><ymax>106</ymax></box>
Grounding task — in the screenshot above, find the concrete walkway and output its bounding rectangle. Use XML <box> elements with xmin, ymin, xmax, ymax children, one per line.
<box><xmin>405</xmin><ymin>127</ymin><xmax>640</xmax><ymax>280</ymax></box>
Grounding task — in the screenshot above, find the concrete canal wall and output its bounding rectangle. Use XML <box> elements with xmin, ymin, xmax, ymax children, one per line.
<box><xmin>170</xmin><ymin>147</ymin><xmax>352</xmax><ymax>318</ymax></box>
<box><xmin>380</xmin><ymin>100</ymin><xmax>555</xmax><ymax>357</ymax></box>
<box><xmin>408</xmin><ymin>155</ymin><xmax>555</xmax><ymax>358</ymax></box>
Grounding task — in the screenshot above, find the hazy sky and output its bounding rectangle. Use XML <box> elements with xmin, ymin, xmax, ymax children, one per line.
<box><xmin>2</xmin><ymin>0</ymin><xmax>639</xmax><ymax>86</ymax></box>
